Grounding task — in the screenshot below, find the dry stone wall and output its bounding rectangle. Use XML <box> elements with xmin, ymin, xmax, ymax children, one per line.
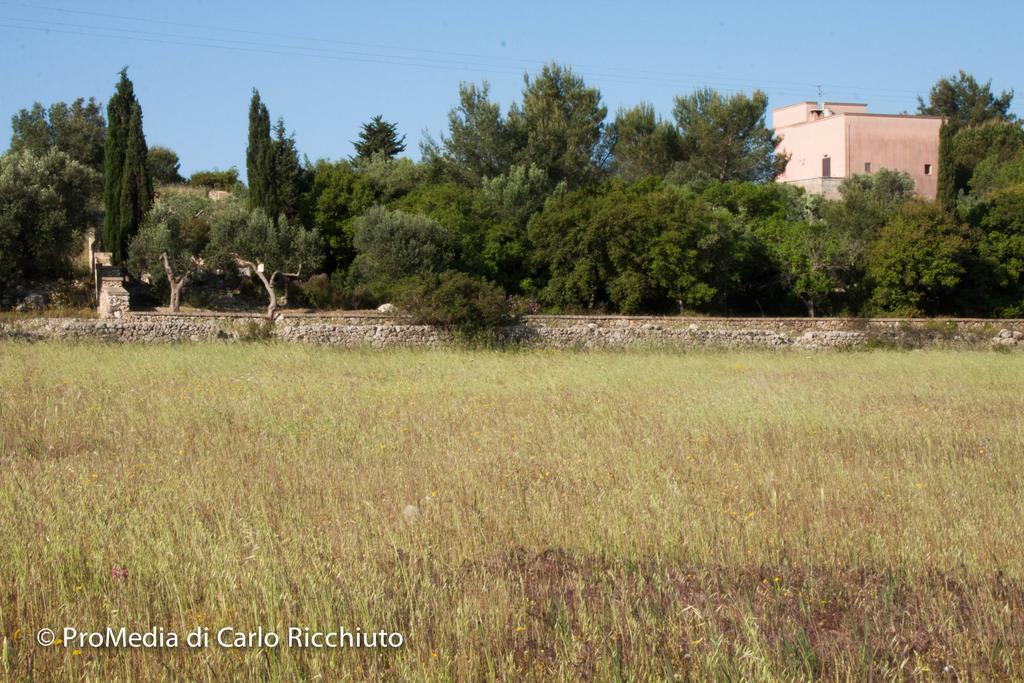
<box><xmin>2</xmin><ymin>312</ymin><xmax>1023</xmax><ymax>349</ymax></box>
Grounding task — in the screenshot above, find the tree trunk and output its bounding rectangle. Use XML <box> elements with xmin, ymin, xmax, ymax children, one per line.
<box><xmin>160</xmin><ymin>252</ymin><xmax>188</xmax><ymax>313</ymax></box>
<box><xmin>806</xmin><ymin>299</ymin><xmax>816</xmax><ymax>318</ymax></box>
<box><xmin>169</xmin><ymin>279</ymin><xmax>184</xmax><ymax>313</ymax></box>
<box><xmin>254</xmin><ymin>269</ymin><xmax>277</xmax><ymax>319</ymax></box>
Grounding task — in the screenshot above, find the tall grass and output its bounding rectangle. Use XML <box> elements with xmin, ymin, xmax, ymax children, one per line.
<box><xmin>0</xmin><ymin>343</ymin><xmax>1022</xmax><ymax>680</ymax></box>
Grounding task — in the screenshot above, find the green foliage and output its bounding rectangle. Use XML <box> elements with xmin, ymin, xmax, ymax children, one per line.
<box><xmin>127</xmin><ymin>191</ymin><xmax>212</xmax><ymax>308</ymax></box>
<box><xmin>917</xmin><ymin>70</ymin><xmax>1015</xmax><ymax>128</ymax></box>
<box><xmin>528</xmin><ymin>179</ymin><xmax>740</xmax><ymax>313</ymax></box>
<box><xmin>0</xmin><ymin>149</ymin><xmax>100</xmax><ymax>281</ymax></box>
<box><xmin>351</xmin><ymin>206</ymin><xmax>454</xmax><ymax>286</ymax></box>
<box><xmin>188</xmin><ymin>168</ymin><xmax>240</xmax><ymax>190</ymax></box>
<box><xmin>393</xmin><ymin>269</ymin><xmax>512</xmax><ymax>334</ymax></box>
<box><xmin>353</xmin><ymin>115</ymin><xmax>406</xmax><ymax>160</ymax></box>
<box><xmin>246</xmin><ymin>89</ymin><xmax>273</xmax><ymax>212</ymax></box>
<box><xmin>670</xmin><ymin>89</ymin><xmax>783</xmax><ymax>184</ymax></box>
<box><xmin>757</xmin><ymin>218</ymin><xmax>860</xmax><ymax>317</ymax></box>
<box><xmin>510</xmin><ymin>63</ymin><xmax>610</xmax><ymax>189</ymax></box>
<box><xmin>427</xmin><ymin>81</ymin><xmax>518</xmax><ymax>185</ymax></box>
<box><xmin>818</xmin><ymin>169</ymin><xmax>916</xmax><ymax>240</ymax></box>
<box><xmin>269</xmin><ymin>119</ymin><xmax>310</xmax><ymax>223</ymax></box>
<box><xmin>974</xmin><ymin>185</ymin><xmax>1024</xmax><ymax>315</ymax></box>
<box><xmin>937</xmin><ymin>123</ymin><xmax>958</xmax><ymax>211</ymax></box>
<box><xmin>865</xmin><ymin>202</ymin><xmax>970</xmax><ymax>316</ymax></box>
<box><xmin>146</xmin><ymin>145</ymin><xmax>184</xmax><ymax>185</ymax></box>
<box><xmin>307</xmin><ymin>156</ymin><xmax>423</xmax><ymax>273</ymax></box>
<box><xmin>102</xmin><ymin>69</ymin><xmax>152</xmax><ymax>262</ymax></box>
<box><xmin>207</xmin><ymin>205</ymin><xmax>323</xmax><ymax>277</ymax></box>
<box><xmin>9</xmin><ymin>98</ymin><xmax>106</xmax><ymax>173</ymax></box>
<box><xmin>610</xmin><ymin>103</ymin><xmax>682</xmax><ymax>182</ymax></box>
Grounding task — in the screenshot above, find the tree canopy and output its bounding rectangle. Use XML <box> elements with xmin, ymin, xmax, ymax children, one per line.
<box><xmin>353</xmin><ymin>115</ymin><xmax>406</xmax><ymax>160</ymax></box>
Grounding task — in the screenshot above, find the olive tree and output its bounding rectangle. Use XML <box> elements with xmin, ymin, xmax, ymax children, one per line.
<box><xmin>127</xmin><ymin>191</ymin><xmax>211</xmax><ymax>311</ymax></box>
<box><xmin>207</xmin><ymin>205</ymin><xmax>323</xmax><ymax>318</ymax></box>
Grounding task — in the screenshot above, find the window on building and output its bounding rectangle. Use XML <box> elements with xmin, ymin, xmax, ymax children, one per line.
<box><xmin>822</xmin><ymin>157</ymin><xmax>831</xmax><ymax>178</ymax></box>
<box><xmin>864</xmin><ymin>162</ymin><xmax>872</xmax><ymax>173</ymax></box>
<box><xmin>924</xmin><ymin>164</ymin><xmax>932</xmax><ymax>175</ymax></box>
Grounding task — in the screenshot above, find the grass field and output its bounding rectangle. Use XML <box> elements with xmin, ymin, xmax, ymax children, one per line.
<box><xmin>1</xmin><ymin>343</ymin><xmax>1023</xmax><ymax>680</ymax></box>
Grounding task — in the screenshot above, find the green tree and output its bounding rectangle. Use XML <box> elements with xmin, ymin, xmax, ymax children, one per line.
<box><xmin>529</xmin><ymin>179</ymin><xmax>735</xmax><ymax>313</ymax></box>
<box><xmin>146</xmin><ymin>145</ymin><xmax>183</xmax><ymax>185</ymax></box>
<box><xmin>426</xmin><ymin>81</ymin><xmax>519</xmax><ymax>185</ymax></box>
<box><xmin>819</xmin><ymin>169</ymin><xmax>916</xmax><ymax>240</ymax></box>
<box><xmin>353</xmin><ymin>115</ymin><xmax>407</xmax><ymax>160</ymax></box>
<box><xmin>270</xmin><ymin>118</ymin><xmax>309</xmax><ymax>222</ymax></box>
<box><xmin>10</xmin><ymin>98</ymin><xmax>106</xmax><ymax>172</ymax></box>
<box><xmin>610</xmin><ymin>103</ymin><xmax>681</xmax><ymax>181</ymax></box>
<box><xmin>351</xmin><ymin>206</ymin><xmax>455</xmax><ymax>287</ymax></box>
<box><xmin>116</xmin><ymin>101</ymin><xmax>153</xmax><ymax>259</ymax></box>
<box><xmin>670</xmin><ymin>89</ymin><xmax>784</xmax><ymax>185</ymax></box>
<box><xmin>127</xmin><ymin>191</ymin><xmax>211</xmax><ymax>311</ymax></box>
<box><xmin>206</xmin><ymin>204</ymin><xmax>323</xmax><ymax>318</ymax></box>
<box><xmin>974</xmin><ymin>185</ymin><xmax>1024</xmax><ymax>315</ymax></box>
<box><xmin>246</xmin><ymin>89</ymin><xmax>273</xmax><ymax>212</ymax></box>
<box><xmin>0</xmin><ymin>149</ymin><xmax>100</xmax><ymax>281</ymax></box>
<box><xmin>756</xmin><ymin>217</ymin><xmax>860</xmax><ymax>317</ymax></box>
<box><xmin>917</xmin><ymin>70</ymin><xmax>1015</xmax><ymax>128</ymax></box>
<box><xmin>393</xmin><ymin>270</ymin><xmax>511</xmax><ymax>335</ymax></box>
<box><xmin>937</xmin><ymin>122</ymin><xmax>958</xmax><ymax>211</ymax></box>
<box><xmin>952</xmin><ymin>121</ymin><xmax>1024</xmax><ymax>198</ymax></box>
<box><xmin>510</xmin><ymin>63</ymin><xmax>610</xmax><ymax>189</ymax></box>
<box><xmin>865</xmin><ymin>202</ymin><xmax>970</xmax><ymax>315</ymax></box>
<box><xmin>102</xmin><ymin>69</ymin><xmax>151</xmax><ymax>262</ymax></box>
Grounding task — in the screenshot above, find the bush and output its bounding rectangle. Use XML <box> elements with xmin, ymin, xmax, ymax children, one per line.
<box><xmin>351</xmin><ymin>206</ymin><xmax>455</xmax><ymax>283</ymax></box>
<box><xmin>297</xmin><ymin>273</ymin><xmax>333</xmax><ymax>309</ymax></box>
<box><xmin>188</xmin><ymin>168</ymin><xmax>240</xmax><ymax>190</ymax></box>
<box><xmin>393</xmin><ymin>270</ymin><xmax>512</xmax><ymax>334</ymax></box>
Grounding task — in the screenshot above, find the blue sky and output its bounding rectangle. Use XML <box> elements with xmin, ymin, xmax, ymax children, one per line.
<box><xmin>2</xmin><ymin>0</ymin><xmax>1021</xmax><ymax>179</ymax></box>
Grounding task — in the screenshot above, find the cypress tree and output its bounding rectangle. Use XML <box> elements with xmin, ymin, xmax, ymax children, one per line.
<box><xmin>936</xmin><ymin>121</ymin><xmax>957</xmax><ymax>213</ymax></box>
<box><xmin>246</xmin><ymin>89</ymin><xmax>273</xmax><ymax>212</ymax></box>
<box><xmin>118</xmin><ymin>101</ymin><xmax>153</xmax><ymax>250</ymax></box>
<box><xmin>102</xmin><ymin>69</ymin><xmax>133</xmax><ymax>261</ymax></box>
<box><xmin>101</xmin><ymin>69</ymin><xmax>151</xmax><ymax>262</ymax></box>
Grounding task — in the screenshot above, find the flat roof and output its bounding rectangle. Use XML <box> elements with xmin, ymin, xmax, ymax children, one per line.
<box><xmin>775</xmin><ymin>111</ymin><xmax>944</xmax><ymax>129</ymax></box>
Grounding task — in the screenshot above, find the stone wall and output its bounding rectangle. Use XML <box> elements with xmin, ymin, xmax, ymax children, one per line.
<box><xmin>2</xmin><ymin>312</ymin><xmax>1023</xmax><ymax>349</ymax></box>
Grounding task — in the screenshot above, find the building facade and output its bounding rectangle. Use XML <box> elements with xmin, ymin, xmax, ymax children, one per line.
<box><xmin>773</xmin><ymin>102</ymin><xmax>942</xmax><ymax>199</ymax></box>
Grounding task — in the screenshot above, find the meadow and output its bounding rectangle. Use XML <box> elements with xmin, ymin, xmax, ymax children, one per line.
<box><xmin>0</xmin><ymin>342</ymin><xmax>1022</xmax><ymax>680</ymax></box>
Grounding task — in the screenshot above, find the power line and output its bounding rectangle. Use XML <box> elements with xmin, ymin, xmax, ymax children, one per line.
<box><xmin>0</xmin><ymin>0</ymin><xmax>925</xmax><ymax>103</ymax></box>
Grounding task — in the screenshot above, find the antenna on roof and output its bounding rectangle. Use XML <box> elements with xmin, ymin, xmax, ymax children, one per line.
<box><xmin>816</xmin><ymin>84</ymin><xmax>824</xmax><ymax>109</ymax></box>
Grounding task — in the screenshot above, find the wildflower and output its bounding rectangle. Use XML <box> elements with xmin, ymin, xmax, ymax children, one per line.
<box><xmin>72</xmin><ymin>650</ymin><xmax>82</xmax><ymax>656</ymax></box>
<box><xmin>516</xmin><ymin>626</ymin><xmax>525</xmax><ymax>632</ymax></box>
<box><xmin>112</xmin><ymin>566</ymin><xmax>128</xmax><ymax>582</ymax></box>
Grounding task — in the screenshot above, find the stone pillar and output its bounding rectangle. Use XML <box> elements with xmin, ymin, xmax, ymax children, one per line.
<box><xmin>98</xmin><ymin>278</ymin><xmax>130</xmax><ymax>319</ymax></box>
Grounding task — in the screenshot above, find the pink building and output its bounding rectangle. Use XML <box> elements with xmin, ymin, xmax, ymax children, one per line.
<box><xmin>773</xmin><ymin>102</ymin><xmax>943</xmax><ymax>199</ymax></box>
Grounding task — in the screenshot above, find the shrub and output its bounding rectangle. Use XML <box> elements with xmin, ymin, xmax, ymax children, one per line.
<box><xmin>188</xmin><ymin>168</ymin><xmax>240</xmax><ymax>191</ymax></box>
<box><xmin>393</xmin><ymin>270</ymin><xmax>512</xmax><ymax>334</ymax></box>
<box><xmin>298</xmin><ymin>273</ymin><xmax>333</xmax><ymax>309</ymax></box>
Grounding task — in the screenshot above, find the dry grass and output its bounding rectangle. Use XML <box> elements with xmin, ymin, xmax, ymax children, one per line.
<box><xmin>0</xmin><ymin>343</ymin><xmax>1022</xmax><ymax>681</ymax></box>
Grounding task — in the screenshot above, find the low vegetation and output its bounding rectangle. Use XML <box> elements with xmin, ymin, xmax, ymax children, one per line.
<box><xmin>1</xmin><ymin>344</ymin><xmax>1022</xmax><ymax>679</ymax></box>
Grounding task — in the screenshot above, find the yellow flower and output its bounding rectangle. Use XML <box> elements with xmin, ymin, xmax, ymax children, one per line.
<box><xmin>516</xmin><ymin>626</ymin><xmax>525</xmax><ymax>632</ymax></box>
<box><xmin>72</xmin><ymin>650</ymin><xmax>82</xmax><ymax>656</ymax></box>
